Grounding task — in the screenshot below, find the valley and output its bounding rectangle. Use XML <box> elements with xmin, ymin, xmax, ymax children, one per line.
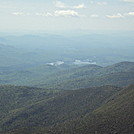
<box><xmin>0</xmin><ymin>61</ymin><xmax>134</xmax><ymax>134</ymax></box>
<box><xmin>0</xmin><ymin>0</ymin><xmax>134</xmax><ymax>133</ymax></box>
<box><xmin>0</xmin><ymin>32</ymin><xmax>134</xmax><ymax>134</ymax></box>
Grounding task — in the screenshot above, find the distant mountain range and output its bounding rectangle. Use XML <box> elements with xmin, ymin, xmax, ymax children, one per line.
<box><xmin>1</xmin><ymin>61</ymin><xmax>133</xmax><ymax>89</ymax></box>
<box><xmin>50</xmin><ymin>61</ymin><xmax>134</xmax><ymax>90</ymax></box>
<box><xmin>0</xmin><ymin>32</ymin><xmax>134</xmax><ymax>134</ymax></box>
<box><xmin>0</xmin><ymin>33</ymin><xmax>134</xmax><ymax>66</ymax></box>
<box><xmin>0</xmin><ymin>61</ymin><xmax>134</xmax><ymax>134</ymax></box>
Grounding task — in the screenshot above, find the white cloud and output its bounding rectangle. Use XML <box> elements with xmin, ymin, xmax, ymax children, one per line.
<box><xmin>47</xmin><ymin>61</ymin><xmax>64</xmax><ymax>66</ymax></box>
<box><xmin>13</xmin><ymin>10</ymin><xmax>82</xmax><ymax>18</ymax></box>
<box><xmin>12</xmin><ymin>12</ymin><xmax>24</xmax><ymax>16</ymax></box>
<box><xmin>106</xmin><ymin>13</ymin><xmax>124</xmax><ymax>18</ymax></box>
<box><xmin>74</xmin><ymin>60</ymin><xmax>96</xmax><ymax>65</ymax></box>
<box><xmin>90</xmin><ymin>14</ymin><xmax>99</xmax><ymax>18</ymax></box>
<box><xmin>73</xmin><ymin>4</ymin><xmax>85</xmax><ymax>9</ymax></box>
<box><xmin>125</xmin><ymin>12</ymin><xmax>134</xmax><ymax>16</ymax></box>
<box><xmin>121</xmin><ymin>0</ymin><xmax>134</xmax><ymax>3</ymax></box>
<box><xmin>55</xmin><ymin>1</ymin><xmax>66</xmax><ymax>8</ymax></box>
<box><xmin>12</xmin><ymin>12</ymin><xmax>32</xmax><ymax>16</ymax></box>
<box><xmin>54</xmin><ymin>10</ymin><xmax>79</xmax><ymax>17</ymax></box>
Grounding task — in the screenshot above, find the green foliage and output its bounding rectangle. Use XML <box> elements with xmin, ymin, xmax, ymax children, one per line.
<box><xmin>34</xmin><ymin>61</ymin><xmax>134</xmax><ymax>89</ymax></box>
<box><xmin>0</xmin><ymin>85</ymin><xmax>121</xmax><ymax>133</ymax></box>
<box><xmin>0</xmin><ymin>61</ymin><xmax>134</xmax><ymax>134</ymax></box>
<box><xmin>0</xmin><ymin>61</ymin><xmax>134</xmax><ymax>90</ymax></box>
<box><xmin>50</xmin><ymin>85</ymin><xmax>134</xmax><ymax>134</ymax></box>
<box><xmin>1</xmin><ymin>85</ymin><xmax>134</xmax><ymax>134</ymax></box>
<box><xmin>0</xmin><ymin>85</ymin><xmax>60</xmax><ymax>131</ymax></box>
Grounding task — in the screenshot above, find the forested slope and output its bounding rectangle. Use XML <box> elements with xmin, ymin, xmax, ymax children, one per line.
<box><xmin>0</xmin><ymin>85</ymin><xmax>121</xmax><ymax>133</ymax></box>
<box><xmin>2</xmin><ymin>85</ymin><xmax>134</xmax><ymax>134</ymax></box>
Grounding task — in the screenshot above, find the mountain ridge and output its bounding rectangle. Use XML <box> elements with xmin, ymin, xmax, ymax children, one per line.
<box><xmin>1</xmin><ymin>85</ymin><xmax>134</xmax><ymax>134</ymax></box>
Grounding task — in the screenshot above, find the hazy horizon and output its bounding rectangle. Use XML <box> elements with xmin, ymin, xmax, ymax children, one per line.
<box><xmin>0</xmin><ymin>0</ymin><xmax>134</xmax><ymax>32</ymax></box>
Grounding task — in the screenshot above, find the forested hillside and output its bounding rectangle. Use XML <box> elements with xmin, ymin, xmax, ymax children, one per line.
<box><xmin>45</xmin><ymin>85</ymin><xmax>134</xmax><ymax>134</ymax></box>
<box><xmin>0</xmin><ymin>0</ymin><xmax>134</xmax><ymax>133</ymax></box>
<box><xmin>0</xmin><ymin>85</ymin><xmax>121</xmax><ymax>132</ymax></box>
<box><xmin>1</xmin><ymin>85</ymin><xmax>133</xmax><ymax>134</ymax></box>
<box><xmin>0</xmin><ymin>62</ymin><xmax>134</xmax><ymax>89</ymax></box>
<box><xmin>0</xmin><ymin>61</ymin><xmax>134</xmax><ymax>134</ymax></box>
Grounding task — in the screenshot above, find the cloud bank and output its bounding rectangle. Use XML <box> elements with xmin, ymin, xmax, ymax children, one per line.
<box><xmin>74</xmin><ymin>60</ymin><xmax>96</xmax><ymax>65</ymax></box>
<box><xmin>54</xmin><ymin>10</ymin><xmax>79</xmax><ymax>17</ymax></box>
<box><xmin>73</xmin><ymin>4</ymin><xmax>85</xmax><ymax>9</ymax></box>
<box><xmin>106</xmin><ymin>13</ymin><xmax>124</xmax><ymax>18</ymax></box>
<box><xmin>126</xmin><ymin>12</ymin><xmax>134</xmax><ymax>16</ymax></box>
<box><xmin>12</xmin><ymin>12</ymin><xmax>24</xmax><ymax>16</ymax></box>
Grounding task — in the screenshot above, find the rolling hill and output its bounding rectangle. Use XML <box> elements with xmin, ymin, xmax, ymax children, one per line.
<box><xmin>45</xmin><ymin>85</ymin><xmax>134</xmax><ymax>134</ymax></box>
<box><xmin>0</xmin><ymin>61</ymin><xmax>134</xmax><ymax>134</ymax></box>
<box><xmin>0</xmin><ymin>61</ymin><xmax>134</xmax><ymax>89</ymax></box>
<box><xmin>1</xmin><ymin>85</ymin><xmax>134</xmax><ymax>134</ymax></box>
<box><xmin>32</xmin><ymin>61</ymin><xmax>134</xmax><ymax>89</ymax></box>
<box><xmin>0</xmin><ymin>85</ymin><xmax>121</xmax><ymax>133</ymax></box>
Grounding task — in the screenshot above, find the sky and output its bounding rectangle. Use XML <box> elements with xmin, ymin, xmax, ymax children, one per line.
<box><xmin>0</xmin><ymin>0</ymin><xmax>134</xmax><ymax>32</ymax></box>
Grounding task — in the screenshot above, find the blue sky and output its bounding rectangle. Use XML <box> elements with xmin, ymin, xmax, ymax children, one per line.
<box><xmin>0</xmin><ymin>0</ymin><xmax>134</xmax><ymax>32</ymax></box>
